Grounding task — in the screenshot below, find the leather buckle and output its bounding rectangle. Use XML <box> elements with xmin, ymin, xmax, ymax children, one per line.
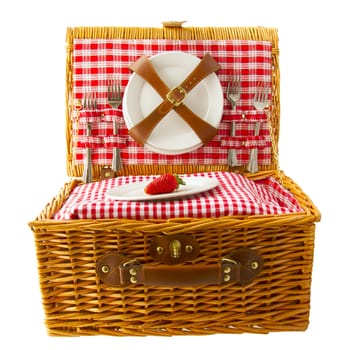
<box><xmin>166</xmin><ymin>86</ymin><xmax>187</xmax><ymax>107</ymax></box>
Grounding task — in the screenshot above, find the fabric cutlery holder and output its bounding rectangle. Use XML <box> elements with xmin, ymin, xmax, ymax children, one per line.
<box><xmin>221</xmin><ymin>136</ymin><xmax>267</xmax><ymax>149</ymax></box>
<box><xmin>221</xmin><ymin>110</ymin><xmax>271</xmax><ymax>166</ymax></box>
<box><xmin>73</xmin><ymin>108</ymin><xmax>127</xmax><ymax>163</ymax></box>
<box><xmin>77</xmin><ymin>136</ymin><xmax>103</xmax><ymax>148</ymax></box>
<box><xmin>103</xmin><ymin>135</ymin><xmax>127</xmax><ymax>148</ymax></box>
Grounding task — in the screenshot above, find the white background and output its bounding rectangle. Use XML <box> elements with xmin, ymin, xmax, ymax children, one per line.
<box><xmin>0</xmin><ymin>0</ymin><xmax>345</xmax><ymax>348</ymax></box>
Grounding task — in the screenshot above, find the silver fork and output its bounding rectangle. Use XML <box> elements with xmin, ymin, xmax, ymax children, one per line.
<box><xmin>82</xmin><ymin>91</ymin><xmax>97</xmax><ymax>183</ymax></box>
<box><xmin>226</xmin><ymin>74</ymin><xmax>241</xmax><ymax>166</ymax></box>
<box><xmin>226</xmin><ymin>74</ymin><xmax>241</xmax><ymax>110</ymax></box>
<box><xmin>107</xmin><ymin>78</ymin><xmax>122</xmax><ymax>109</ymax></box>
<box><xmin>83</xmin><ymin>91</ymin><xmax>97</xmax><ymax>110</ymax></box>
<box><xmin>107</xmin><ymin>78</ymin><xmax>122</xmax><ymax>172</ymax></box>
<box><xmin>248</xmin><ymin>81</ymin><xmax>269</xmax><ymax>173</ymax></box>
<box><xmin>253</xmin><ymin>81</ymin><xmax>268</xmax><ymax>111</ymax></box>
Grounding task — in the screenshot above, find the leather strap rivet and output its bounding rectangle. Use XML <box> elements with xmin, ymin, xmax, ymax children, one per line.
<box><xmin>224</xmin><ymin>275</ymin><xmax>231</xmax><ymax>282</ymax></box>
<box><xmin>224</xmin><ymin>266</ymin><xmax>231</xmax><ymax>274</ymax></box>
<box><xmin>129</xmin><ymin>268</ymin><xmax>137</xmax><ymax>276</ymax></box>
<box><xmin>101</xmin><ymin>265</ymin><xmax>110</xmax><ymax>274</ymax></box>
<box><xmin>130</xmin><ymin>276</ymin><xmax>138</xmax><ymax>284</ymax></box>
<box><xmin>185</xmin><ymin>245</ymin><xmax>193</xmax><ymax>253</ymax></box>
<box><xmin>156</xmin><ymin>246</ymin><xmax>165</xmax><ymax>255</ymax></box>
<box><xmin>250</xmin><ymin>261</ymin><xmax>259</xmax><ymax>270</ymax></box>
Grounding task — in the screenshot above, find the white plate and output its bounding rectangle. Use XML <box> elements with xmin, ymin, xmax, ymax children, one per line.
<box><xmin>123</xmin><ymin>52</ymin><xmax>224</xmax><ymax>154</ymax></box>
<box><xmin>105</xmin><ymin>176</ymin><xmax>219</xmax><ymax>201</ymax></box>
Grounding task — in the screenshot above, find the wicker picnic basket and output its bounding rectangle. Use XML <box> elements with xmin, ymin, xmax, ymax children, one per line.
<box><xmin>28</xmin><ymin>24</ymin><xmax>320</xmax><ymax>336</ymax></box>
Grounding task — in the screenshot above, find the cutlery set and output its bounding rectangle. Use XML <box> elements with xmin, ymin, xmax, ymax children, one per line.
<box><xmin>226</xmin><ymin>75</ymin><xmax>270</xmax><ymax>173</ymax></box>
<box><xmin>249</xmin><ymin>81</ymin><xmax>269</xmax><ymax>173</ymax></box>
<box><xmin>81</xmin><ymin>92</ymin><xmax>97</xmax><ymax>183</ymax></box>
<box><xmin>80</xmin><ymin>79</ymin><xmax>123</xmax><ymax>183</ymax></box>
<box><xmin>226</xmin><ymin>74</ymin><xmax>241</xmax><ymax>167</ymax></box>
<box><xmin>107</xmin><ymin>78</ymin><xmax>123</xmax><ymax>173</ymax></box>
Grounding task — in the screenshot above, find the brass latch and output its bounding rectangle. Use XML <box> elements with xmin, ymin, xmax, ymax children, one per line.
<box><xmin>169</xmin><ymin>239</ymin><xmax>181</xmax><ymax>258</ymax></box>
<box><xmin>149</xmin><ymin>234</ymin><xmax>200</xmax><ymax>264</ymax></box>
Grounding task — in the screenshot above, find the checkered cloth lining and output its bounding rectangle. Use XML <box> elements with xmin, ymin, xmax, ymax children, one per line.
<box><xmin>72</xmin><ymin>39</ymin><xmax>273</xmax><ymax>166</ymax></box>
<box><xmin>53</xmin><ymin>172</ymin><xmax>303</xmax><ymax>220</ymax></box>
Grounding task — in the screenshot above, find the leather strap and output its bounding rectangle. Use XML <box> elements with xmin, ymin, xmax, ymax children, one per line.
<box><xmin>128</xmin><ymin>53</ymin><xmax>220</xmax><ymax>146</ymax></box>
<box><xmin>96</xmin><ymin>248</ymin><xmax>263</xmax><ymax>288</ymax></box>
<box><xmin>122</xmin><ymin>264</ymin><xmax>234</xmax><ymax>287</ymax></box>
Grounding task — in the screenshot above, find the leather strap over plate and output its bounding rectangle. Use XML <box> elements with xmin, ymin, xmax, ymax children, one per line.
<box><xmin>96</xmin><ymin>247</ymin><xmax>263</xmax><ymax>287</ymax></box>
<box><xmin>128</xmin><ymin>53</ymin><xmax>220</xmax><ymax>146</ymax></box>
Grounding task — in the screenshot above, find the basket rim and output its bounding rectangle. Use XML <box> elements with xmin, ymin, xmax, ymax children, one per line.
<box><xmin>28</xmin><ymin>171</ymin><xmax>321</xmax><ymax>227</ymax></box>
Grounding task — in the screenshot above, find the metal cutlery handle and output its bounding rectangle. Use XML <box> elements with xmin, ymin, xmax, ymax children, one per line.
<box><xmin>247</xmin><ymin>121</ymin><xmax>261</xmax><ymax>173</ymax></box>
<box><xmin>111</xmin><ymin>121</ymin><xmax>122</xmax><ymax>172</ymax></box>
<box><xmin>227</xmin><ymin>121</ymin><xmax>238</xmax><ymax>167</ymax></box>
<box><xmin>82</xmin><ymin>123</ymin><xmax>93</xmax><ymax>183</ymax></box>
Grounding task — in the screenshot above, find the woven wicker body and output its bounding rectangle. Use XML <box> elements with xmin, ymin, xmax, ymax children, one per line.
<box><xmin>29</xmin><ymin>25</ymin><xmax>320</xmax><ymax>336</ymax></box>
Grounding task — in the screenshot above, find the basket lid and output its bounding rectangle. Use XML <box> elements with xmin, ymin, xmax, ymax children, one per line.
<box><xmin>65</xmin><ymin>24</ymin><xmax>280</xmax><ymax>179</ymax></box>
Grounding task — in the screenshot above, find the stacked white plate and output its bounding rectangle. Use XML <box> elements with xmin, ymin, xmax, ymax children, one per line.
<box><xmin>122</xmin><ymin>52</ymin><xmax>224</xmax><ymax>155</ymax></box>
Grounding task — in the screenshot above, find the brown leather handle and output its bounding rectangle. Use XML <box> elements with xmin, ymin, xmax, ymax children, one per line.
<box><xmin>96</xmin><ymin>248</ymin><xmax>263</xmax><ymax>288</ymax></box>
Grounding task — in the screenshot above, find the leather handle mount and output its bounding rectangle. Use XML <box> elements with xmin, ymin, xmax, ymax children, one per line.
<box><xmin>96</xmin><ymin>248</ymin><xmax>263</xmax><ymax>287</ymax></box>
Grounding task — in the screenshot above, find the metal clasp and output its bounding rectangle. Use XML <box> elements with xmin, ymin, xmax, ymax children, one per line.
<box><xmin>221</xmin><ymin>257</ymin><xmax>238</xmax><ymax>265</ymax></box>
<box><xmin>166</xmin><ymin>86</ymin><xmax>187</xmax><ymax>107</ymax></box>
<box><xmin>122</xmin><ymin>258</ymin><xmax>139</xmax><ymax>267</ymax></box>
<box><xmin>169</xmin><ymin>239</ymin><xmax>181</xmax><ymax>258</ymax></box>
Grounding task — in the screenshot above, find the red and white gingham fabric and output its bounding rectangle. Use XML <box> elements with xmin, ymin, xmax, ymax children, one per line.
<box><xmin>53</xmin><ymin>172</ymin><xmax>303</xmax><ymax>220</ymax></box>
<box><xmin>72</xmin><ymin>39</ymin><xmax>273</xmax><ymax>166</ymax></box>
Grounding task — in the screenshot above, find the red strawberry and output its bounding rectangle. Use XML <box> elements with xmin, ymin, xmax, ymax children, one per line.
<box><xmin>144</xmin><ymin>174</ymin><xmax>186</xmax><ymax>195</ymax></box>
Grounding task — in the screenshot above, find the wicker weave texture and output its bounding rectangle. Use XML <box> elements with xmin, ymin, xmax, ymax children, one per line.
<box><xmin>29</xmin><ymin>174</ymin><xmax>319</xmax><ymax>336</ymax></box>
